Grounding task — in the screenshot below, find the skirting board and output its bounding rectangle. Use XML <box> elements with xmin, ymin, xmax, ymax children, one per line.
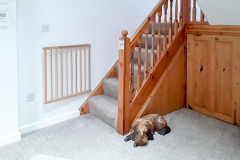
<box><xmin>0</xmin><ymin>132</ymin><xmax>21</xmax><ymax>147</ymax></box>
<box><xmin>19</xmin><ymin>111</ymin><xmax>80</xmax><ymax>134</ymax></box>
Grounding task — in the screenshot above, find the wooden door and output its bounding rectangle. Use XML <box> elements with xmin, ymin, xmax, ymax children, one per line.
<box><xmin>187</xmin><ymin>34</ymin><xmax>238</xmax><ymax>124</ymax></box>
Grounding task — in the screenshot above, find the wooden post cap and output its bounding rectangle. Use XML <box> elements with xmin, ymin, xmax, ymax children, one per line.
<box><xmin>122</xmin><ymin>30</ymin><xmax>128</xmax><ymax>37</ymax></box>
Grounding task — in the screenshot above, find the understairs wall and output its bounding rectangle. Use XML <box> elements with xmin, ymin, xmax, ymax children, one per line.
<box><xmin>141</xmin><ymin>47</ymin><xmax>186</xmax><ymax>117</ymax></box>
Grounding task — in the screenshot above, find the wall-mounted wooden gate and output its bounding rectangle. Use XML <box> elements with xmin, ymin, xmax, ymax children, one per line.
<box><xmin>187</xmin><ymin>34</ymin><xmax>240</xmax><ymax>124</ymax></box>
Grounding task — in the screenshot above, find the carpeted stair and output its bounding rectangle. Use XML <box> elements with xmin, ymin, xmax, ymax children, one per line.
<box><xmin>88</xmin><ymin>22</ymin><xmax>172</xmax><ymax>130</ymax></box>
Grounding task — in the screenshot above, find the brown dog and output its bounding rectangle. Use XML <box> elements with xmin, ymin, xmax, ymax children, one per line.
<box><xmin>124</xmin><ymin>114</ymin><xmax>171</xmax><ymax>147</ymax></box>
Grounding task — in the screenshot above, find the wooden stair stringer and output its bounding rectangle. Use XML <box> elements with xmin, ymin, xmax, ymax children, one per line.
<box><xmin>127</xmin><ymin>25</ymin><xmax>186</xmax><ymax>133</ymax></box>
<box><xmin>79</xmin><ymin>61</ymin><xmax>118</xmax><ymax>115</ymax></box>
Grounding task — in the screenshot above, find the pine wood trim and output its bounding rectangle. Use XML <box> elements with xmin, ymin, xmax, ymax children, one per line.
<box><xmin>43</xmin><ymin>44</ymin><xmax>91</xmax><ymax>50</ymax></box>
<box><xmin>187</xmin><ymin>24</ymin><xmax>240</xmax><ymax>35</ymax></box>
<box><xmin>79</xmin><ymin>61</ymin><xmax>118</xmax><ymax>115</ymax></box>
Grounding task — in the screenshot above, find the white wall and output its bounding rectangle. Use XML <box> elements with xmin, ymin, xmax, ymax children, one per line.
<box><xmin>197</xmin><ymin>0</ymin><xmax>240</xmax><ymax>25</ymax></box>
<box><xmin>17</xmin><ymin>0</ymin><xmax>159</xmax><ymax>133</ymax></box>
<box><xmin>0</xmin><ymin>0</ymin><xmax>21</xmax><ymax>146</ymax></box>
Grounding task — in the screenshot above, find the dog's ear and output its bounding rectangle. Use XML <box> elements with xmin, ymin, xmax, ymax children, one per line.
<box><xmin>132</xmin><ymin>126</ymin><xmax>138</xmax><ymax>141</ymax></box>
<box><xmin>147</xmin><ymin>128</ymin><xmax>154</xmax><ymax>140</ymax></box>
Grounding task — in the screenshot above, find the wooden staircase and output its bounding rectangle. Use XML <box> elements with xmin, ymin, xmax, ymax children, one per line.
<box><xmin>79</xmin><ymin>0</ymin><xmax>192</xmax><ymax>135</ymax></box>
<box><xmin>79</xmin><ymin>0</ymin><xmax>213</xmax><ymax>135</ymax></box>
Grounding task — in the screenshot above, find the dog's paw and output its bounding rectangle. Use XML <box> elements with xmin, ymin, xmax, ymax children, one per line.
<box><xmin>158</xmin><ymin>129</ymin><xmax>167</xmax><ymax>136</ymax></box>
<box><xmin>134</xmin><ymin>143</ymin><xmax>138</xmax><ymax>147</ymax></box>
<box><xmin>158</xmin><ymin>126</ymin><xmax>171</xmax><ymax>136</ymax></box>
<box><xmin>124</xmin><ymin>137</ymin><xmax>129</xmax><ymax>142</ymax></box>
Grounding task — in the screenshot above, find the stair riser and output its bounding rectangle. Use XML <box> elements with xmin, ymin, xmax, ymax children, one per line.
<box><xmin>103</xmin><ymin>78</ymin><xmax>118</xmax><ymax>100</ymax></box>
<box><xmin>89</xmin><ymin>95</ymin><xmax>118</xmax><ymax>130</ymax></box>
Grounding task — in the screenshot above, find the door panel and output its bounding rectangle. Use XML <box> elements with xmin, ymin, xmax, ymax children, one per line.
<box><xmin>214</xmin><ymin>42</ymin><xmax>232</xmax><ymax>116</ymax></box>
<box><xmin>187</xmin><ymin>37</ymin><xmax>209</xmax><ymax>109</ymax></box>
<box><xmin>187</xmin><ymin>34</ymin><xmax>237</xmax><ymax>124</ymax></box>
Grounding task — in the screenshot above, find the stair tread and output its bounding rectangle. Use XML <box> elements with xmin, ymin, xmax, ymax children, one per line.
<box><xmin>89</xmin><ymin>94</ymin><xmax>118</xmax><ymax>130</ymax></box>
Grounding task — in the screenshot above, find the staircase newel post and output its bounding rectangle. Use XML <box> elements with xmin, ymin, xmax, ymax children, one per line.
<box><xmin>118</xmin><ymin>30</ymin><xmax>130</xmax><ymax>135</ymax></box>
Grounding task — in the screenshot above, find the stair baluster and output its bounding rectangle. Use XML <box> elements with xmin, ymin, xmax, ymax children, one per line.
<box><xmin>157</xmin><ymin>8</ymin><xmax>162</xmax><ymax>60</ymax></box>
<box><xmin>169</xmin><ymin>0</ymin><xmax>173</xmax><ymax>43</ymax></box>
<box><xmin>151</xmin><ymin>16</ymin><xmax>156</xmax><ymax>69</ymax></box>
<box><xmin>179</xmin><ymin>0</ymin><xmax>183</xmax><ymax>27</ymax></box>
<box><xmin>130</xmin><ymin>45</ymin><xmax>135</xmax><ymax>101</ymax></box>
<box><xmin>174</xmin><ymin>0</ymin><xmax>179</xmax><ymax>35</ymax></box>
<box><xmin>137</xmin><ymin>36</ymin><xmax>142</xmax><ymax>92</ymax></box>
<box><xmin>201</xmin><ymin>10</ymin><xmax>205</xmax><ymax>22</ymax></box>
<box><xmin>192</xmin><ymin>0</ymin><xmax>197</xmax><ymax>22</ymax></box>
<box><xmin>144</xmin><ymin>26</ymin><xmax>149</xmax><ymax>80</ymax></box>
<box><xmin>163</xmin><ymin>0</ymin><xmax>168</xmax><ymax>52</ymax></box>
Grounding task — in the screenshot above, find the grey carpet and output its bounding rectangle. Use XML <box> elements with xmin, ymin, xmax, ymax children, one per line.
<box><xmin>1</xmin><ymin>108</ymin><xmax>240</xmax><ymax>160</ymax></box>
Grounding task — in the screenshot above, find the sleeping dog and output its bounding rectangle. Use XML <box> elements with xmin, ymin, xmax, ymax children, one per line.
<box><xmin>124</xmin><ymin>114</ymin><xmax>171</xmax><ymax>147</ymax></box>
